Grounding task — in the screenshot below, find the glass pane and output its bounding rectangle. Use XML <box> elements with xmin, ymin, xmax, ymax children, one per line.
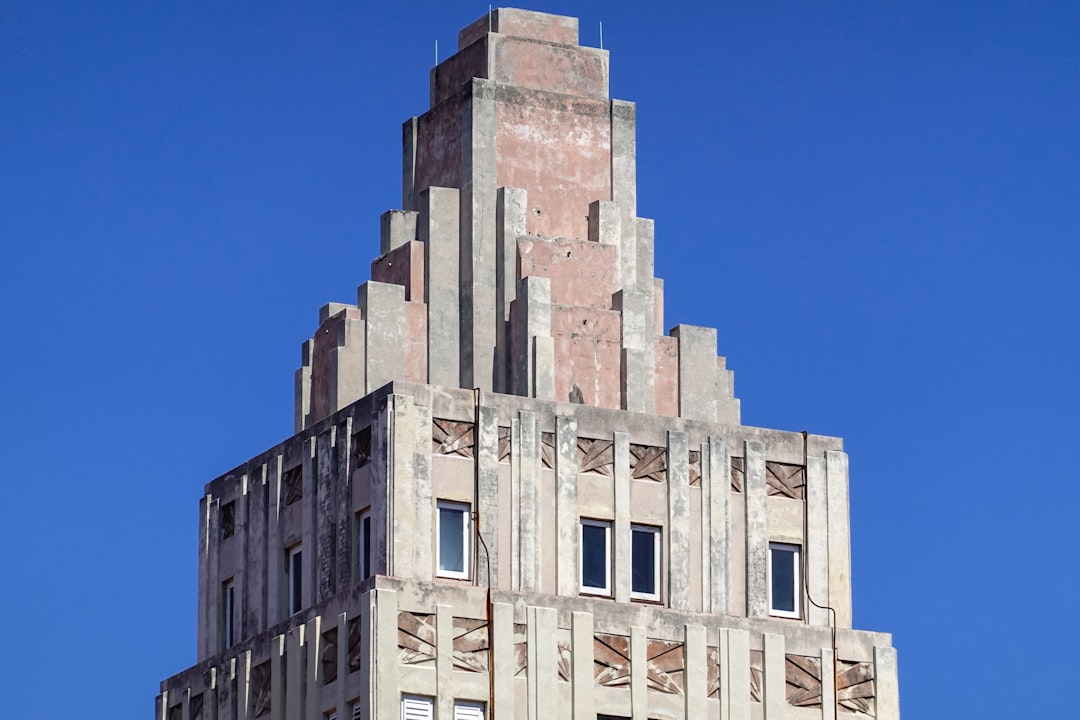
<box><xmin>439</xmin><ymin>507</ymin><xmax>464</xmax><ymax>573</ymax></box>
<box><xmin>631</xmin><ymin>529</ymin><xmax>656</xmax><ymax>595</ymax></box>
<box><xmin>581</xmin><ymin>523</ymin><xmax>608</xmax><ymax>589</ymax></box>
<box><xmin>771</xmin><ymin>547</ymin><xmax>795</xmax><ymax>612</ymax></box>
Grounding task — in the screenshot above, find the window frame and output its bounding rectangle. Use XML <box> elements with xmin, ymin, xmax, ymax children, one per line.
<box><xmin>288</xmin><ymin>544</ymin><xmax>303</xmax><ymax>615</ymax></box>
<box><xmin>630</xmin><ymin>524</ymin><xmax>661</xmax><ymax>602</ymax></box>
<box><xmin>453</xmin><ymin>700</ymin><xmax>485</xmax><ymax>720</ymax></box>
<box><xmin>579</xmin><ymin>518</ymin><xmax>612</xmax><ymax>596</ymax></box>
<box><xmin>357</xmin><ymin>508</ymin><xmax>372</xmax><ymax>581</ymax></box>
<box><xmin>767</xmin><ymin>541</ymin><xmax>801</xmax><ymax>619</ymax></box>
<box><xmin>401</xmin><ymin>694</ymin><xmax>434</xmax><ymax>720</ymax></box>
<box><xmin>436</xmin><ymin>500</ymin><xmax>471</xmax><ymax>580</ymax></box>
<box><xmin>222</xmin><ymin>578</ymin><xmax>235</xmax><ymax>649</ymax></box>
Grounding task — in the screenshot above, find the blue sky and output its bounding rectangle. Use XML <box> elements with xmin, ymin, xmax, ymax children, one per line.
<box><xmin>2</xmin><ymin>1</ymin><xmax>1078</xmax><ymax>717</ymax></box>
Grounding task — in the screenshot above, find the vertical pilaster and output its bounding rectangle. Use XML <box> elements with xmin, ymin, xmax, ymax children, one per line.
<box><xmin>295</xmin><ymin>341</ymin><xmax>312</xmax><ymax>433</ymax></box>
<box><xmin>764</xmin><ymin>633</ymin><xmax>786</xmax><ymax>719</ymax></box>
<box><xmin>571</xmin><ymin>612</ymin><xmax>594</xmax><ymax>720</ymax></box>
<box><xmin>672</xmin><ymin>324</ymin><xmax>719</xmax><ymax>423</ymax></box>
<box><xmin>556</xmin><ymin>416</ymin><xmax>580</xmax><ymax>596</ymax></box>
<box><xmin>419</xmin><ymin>186</ymin><xmax>461</xmax><ymax>389</ymax></box>
<box><xmin>358</xmin><ymin>281</ymin><xmax>406</xmax><ymax>394</ymax></box>
<box><xmin>380</xmin><ymin>209</ymin><xmax>418</xmax><ymax>254</ymax></box>
<box><xmin>806</xmin><ymin>456</ymin><xmax>830</xmax><ymax>626</ymax></box>
<box><xmin>610</xmin><ymin>99</ymin><xmax>637</xmax><ymax>215</ymax></box>
<box><xmin>335</xmin><ymin>419</ymin><xmax>353</xmax><ymax>596</ymax></box>
<box><xmin>826</xmin><ymin>451</ymin><xmax>852</xmax><ymax>628</ymax></box>
<box><xmin>667</xmin><ymin>431</ymin><xmax>690</xmax><ymax>610</ymax></box>
<box><xmin>305</xmin><ymin>617</ymin><xmax>321</xmax><ymax>720</ymax></box>
<box><xmin>461</xmin><ymin>77</ymin><xmax>499</xmax><ymax>391</ymax></box>
<box><xmin>360</xmin><ymin>593</ymin><xmax>376</xmax><ymax>720</ymax></box>
<box><xmin>527</xmin><ymin>606</ymin><xmax>558</xmax><ymax>720</ymax></box>
<box><xmin>684</xmin><ymin>624</ymin><xmax>707</xmax><ymax>719</ymax></box>
<box><xmin>518</xmin><ymin>411</ymin><xmax>541</xmax><ymax>593</ymax></box>
<box><xmin>630</xmin><ymin>626</ymin><xmax>647</xmax><ymax>720</ymax></box>
<box><xmin>248</xmin><ymin>465</ymin><xmax>267</xmax><ymax>634</ymax></box>
<box><xmin>266</xmin><ymin>456</ymin><xmax>282</xmax><ymax>623</ymax></box>
<box><xmin>302</xmin><ymin>438</ymin><xmax>317</xmax><ymax>612</ymax></box>
<box><xmin>413</xmin><ymin>402</ymin><xmax>434</xmax><ymax>581</ymax></box>
<box><xmin>725</xmin><ymin>628</ymin><xmax>751</xmax><ymax>720</ymax></box>
<box><xmin>615</xmin><ymin>288</ymin><xmax>655</xmax><ymax>414</ymax></box>
<box><xmin>707</xmin><ymin>436</ymin><xmax>731</xmax><ymax>614</ymax></box>
<box><xmin>613</xmin><ymin>432</ymin><xmax>632</xmax><ymax>603</ymax></box>
<box><xmin>745</xmin><ymin>440</ymin><xmax>769</xmax><ymax>618</ymax></box>
<box><xmin>198</xmin><ymin>495</ymin><xmax>210</xmax><ymax>660</ymax></box>
<box><xmin>512</xmin><ymin>276</ymin><xmax>553</xmax><ymax>400</ymax></box>
<box><xmin>436</xmin><ymin>605</ymin><xmax>454</xmax><ymax>720</ymax></box>
<box><xmin>237</xmin><ymin>475</ymin><xmax>249</xmax><ymax>642</ymax></box>
<box><xmin>874</xmin><ymin>646</ymin><xmax>901</xmax><ymax>720</ymax></box>
<box><xmin>373</xmin><ymin>589</ymin><xmax>399</xmax><ymax>720</ymax></box>
<box><xmin>270</xmin><ymin>634</ymin><xmax>285</xmax><ymax>720</ymax></box>
<box><xmin>386</xmin><ymin>394</ymin><xmax>419</xmax><ymax>578</ymax></box>
<box><xmin>492</xmin><ymin>602</ymin><xmax>515</xmax><ymax>716</ymax></box>
<box><xmin>316</xmin><ymin>431</ymin><xmax>336</xmax><ymax>602</ymax></box>
<box><xmin>477</xmin><ymin>404</ymin><xmax>500</xmax><ymax>586</ymax></box>
<box><xmin>820</xmin><ymin>647</ymin><xmax>836</xmax><ymax>720</ymax></box>
<box><xmin>402</xmin><ymin>117</ymin><xmax>418</xmax><ymax>211</ymax></box>
<box><xmin>510</xmin><ymin>417</ymin><xmax>521</xmax><ymax>590</ymax></box>
<box><xmin>371</xmin><ymin>405</ymin><xmax>390</xmax><ymax>577</ymax></box>
<box><xmin>237</xmin><ymin>651</ymin><xmax>251</xmax><ymax>720</ymax></box>
<box><xmin>285</xmin><ymin>626</ymin><xmax>304</xmax><ymax>720</ymax></box>
<box><xmin>495</xmin><ymin>187</ymin><xmax>527</xmax><ymax>393</ymax></box>
<box><xmin>336</xmin><ymin>613</ymin><xmax>349</xmax><ymax>720</ymax></box>
<box><xmin>207</xmin><ymin>496</ymin><xmax>221</xmax><ymax>657</ymax></box>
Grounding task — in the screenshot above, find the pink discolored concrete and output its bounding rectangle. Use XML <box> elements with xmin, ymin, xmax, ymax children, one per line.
<box><xmin>413</xmin><ymin>93</ymin><xmax>465</xmax><ymax>198</ymax></box>
<box><xmin>654</xmin><ymin>335</ymin><xmax>679</xmax><ymax>417</ymax></box>
<box><xmin>489</xmin><ymin>35</ymin><xmax>608</xmax><ymax>100</ymax></box>
<box><xmin>371</xmin><ymin>241</ymin><xmax>425</xmax><ymax>302</ymax></box>
<box><xmin>550</xmin><ymin>304</ymin><xmax>623</xmax><ymax>409</ymax></box>
<box><xmin>458</xmin><ymin>8</ymin><xmax>579</xmax><ymax>50</ymax></box>
<box><xmin>516</xmin><ymin>236</ymin><xmax>618</xmax><ymax>310</ymax></box>
<box><xmin>404</xmin><ymin>301</ymin><xmax>428</xmax><ymax>384</ymax></box>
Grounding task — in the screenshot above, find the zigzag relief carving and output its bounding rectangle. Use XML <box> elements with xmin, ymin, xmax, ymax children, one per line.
<box><xmin>452</xmin><ymin>617</ymin><xmax>489</xmax><ymax>673</ymax></box>
<box><xmin>731</xmin><ymin>456</ymin><xmax>745</xmax><ymax>492</ymax></box>
<box><xmin>766</xmin><ymin>462</ymin><xmax>806</xmax><ymax>499</ymax></box>
<box><xmin>352</xmin><ymin>426</ymin><xmax>372</xmax><ymax>468</ymax></box>
<box><xmin>688</xmin><ymin>450</ymin><xmax>702</xmax><ymax>487</ymax></box>
<box><xmin>498</xmin><ymin>427</ymin><xmax>511</xmax><ymax>463</ymax></box>
<box><xmin>837</xmin><ymin>660</ymin><xmax>876</xmax><ymax>716</ymax></box>
<box><xmin>630</xmin><ymin>444</ymin><xmax>666</xmax><ymax>482</ymax></box>
<box><xmin>513</xmin><ymin>623</ymin><xmax>528</xmax><ymax>678</ymax></box>
<box><xmin>398</xmin><ymin>611</ymin><xmax>436</xmax><ymax>666</ymax></box>
<box><xmin>540</xmin><ymin>432</ymin><xmax>556</xmax><ymax>469</ymax></box>
<box><xmin>646</xmin><ymin>639</ymin><xmax>685</xmax><ymax>695</ymax></box>
<box><xmin>321</xmin><ymin>627</ymin><xmax>338</xmax><ymax>685</ymax></box>
<box><xmin>347</xmin><ymin>617</ymin><xmax>362</xmax><ymax>672</ymax></box>
<box><xmin>251</xmin><ymin>660</ymin><xmax>271</xmax><ymax>718</ymax></box>
<box><xmin>578</xmin><ymin>437</ymin><xmax>614</xmax><ymax>475</ymax></box>
<box><xmin>785</xmin><ymin>653</ymin><xmax>822</xmax><ymax>707</ymax></box>
<box><xmin>594</xmin><ymin>632</ymin><xmax>631</xmax><ymax>687</ymax></box>
<box><xmin>556</xmin><ymin>639</ymin><xmax>572</xmax><ymax>682</ymax></box>
<box><xmin>707</xmin><ymin>645</ymin><xmax>720</xmax><ymax>699</ymax></box>
<box><xmin>432</xmin><ymin>419</ymin><xmax>475</xmax><ymax>457</ymax></box>
<box><xmin>749</xmin><ymin>649</ymin><xmax>763</xmax><ymax>702</ymax></box>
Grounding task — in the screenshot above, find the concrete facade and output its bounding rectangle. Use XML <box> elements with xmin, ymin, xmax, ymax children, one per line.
<box><xmin>161</xmin><ymin>8</ymin><xmax>899</xmax><ymax>720</ymax></box>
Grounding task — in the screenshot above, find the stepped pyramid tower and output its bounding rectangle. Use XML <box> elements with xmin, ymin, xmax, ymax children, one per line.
<box><xmin>158</xmin><ymin>8</ymin><xmax>901</xmax><ymax>720</ymax></box>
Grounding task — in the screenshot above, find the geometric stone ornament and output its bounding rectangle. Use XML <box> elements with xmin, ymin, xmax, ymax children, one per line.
<box><xmin>347</xmin><ymin>617</ymin><xmax>362</xmax><ymax>673</ymax></box>
<box><xmin>594</xmin><ymin>632</ymin><xmax>632</xmax><ymax>687</ymax></box>
<box><xmin>397</xmin><ymin>611</ymin><xmax>436</xmax><ymax>666</ymax></box>
<box><xmin>556</xmin><ymin>637</ymin><xmax>572</xmax><ymax>682</ymax></box>
<box><xmin>749</xmin><ymin>649</ymin><xmax>763</xmax><ymax>703</ymax></box>
<box><xmin>730</xmin><ymin>456</ymin><xmax>745</xmax><ymax>493</ymax></box>
<box><xmin>707</xmin><ymin>645</ymin><xmax>721</xmax><ymax>699</ymax></box>
<box><xmin>432</xmin><ymin>419</ymin><xmax>475</xmax><ymax>458</ymax></box>
<box><xmin>837</xmin><ymin>660</ymin><xmax>876</xmax><ymax>716</ymax></box>
<box><xmin>352</xmin><ymin>426</ymin><xmax>372</xmax><ymax>468</ymax></box>
<box><xmin>497</xmin><ymin>426</ymin><xmax>511</xmax><ymax>463</ymax></box>
<box><xmin>646</xmin><ymin>639</ymin><xmax>685</xmax><ymax>695</ymax></box>
<box><xmin>578</xmin><ymin>437</ymin><xmax>614</xmax><ymax>475</ymax></box>
<box><xmin>452</xmin><ymin>617</ymin><xmax>489</xmax><ymax>673</ymax></box>
<box><xmin>282</xmin><ymin>465</ymin><xmax>303</xmax><ymax>507</ymax></box>
<box><xmin>250</xmin><ymin>660</ymin><xmax>271</xmax><ymax>718</ymax></box>
<box><xmin>630</xmin><ymin>444</ymin><xmax>667</xmax><ymax>482</ymax></box>
<box><xmin>221</xmin><ymin>500</ymin><xmax>235</xmax><ymax>539</ymax></box>
<box><xmin>688</xmin><ymin>450</ymin><xmax>702</xmax><ymax>487</ymax></box>
<box><xmin>321</xmin><ymin>626</ymin><xmax>338</xmax><ymax>685</ymax></box>
<box><xmin>785</xmin><ymin>653</ymin><xmax>822</xmax><ymax>707</ymax></box>
<box><xmin>513</xmin><ymin>623</ymin><xmax>528</xmax><ymax>678</ymax></box>
<box><xmin>540</xmin><ymin>432</ymin><xmax>556</xmax><ymax>469</ymax></box>
<box><xmin>766</xmin><ymin>461</ymin><xmax>806</xmax><ymax>499</ymax></box>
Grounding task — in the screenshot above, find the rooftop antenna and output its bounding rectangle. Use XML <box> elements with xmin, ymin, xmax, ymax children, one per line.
<box><xmin>599</xmin><ymin>20</ymin><xmax>604</xmax><ymax>50</ymax></box>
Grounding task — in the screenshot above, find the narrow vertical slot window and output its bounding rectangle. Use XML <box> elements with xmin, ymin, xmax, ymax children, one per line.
<box><xmin>288</xmin><ymin>545</ymin><xmax>303</xmax><ymax>614</ymax></box>
<box><xmin>768</xmin><ymin>542</ymin><xmax>801</xmax><ymax>618</ymax></box>
<box><xmin>222</xmin><ymin>578</ymin><xmax>235</xmax><ymax>648</ymax></box>
<box><xmin>630</xmin><ymin>524</ymin><xmax>661</xmax><ymax>601</ymax></box>
<box><xmin>358</xmin><ymin>509</ymin><xmax>372</xmax><ymax>581</ymax></box>
<box><xmin>579</xmin><ymin>519</ymin><xmax>612</xmax><ymax>595</ymax></box>
<box><xmin>437</xmin><ymin>501</ymin><xmax>470</xmax><ymax>579</ymax></box>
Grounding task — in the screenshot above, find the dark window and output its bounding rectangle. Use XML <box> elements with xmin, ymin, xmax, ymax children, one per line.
<box><xmin>283</xmin><ymin>466</ymin><xmax>303</xmax><ymax>506</ymax></box>
<box><xmin>288</xmin><ymin>546</ymin><xmax>303</xmax><ymax>614</ymax></box>
<box><xmin>221</xmin><ymin>501</ymin><xmax>236</xmax><ymax>539</ymax></box>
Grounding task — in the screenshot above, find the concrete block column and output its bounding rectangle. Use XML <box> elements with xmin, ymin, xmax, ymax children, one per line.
<box><xmin>572</xmin><ymin>612</ymin><xmax>594</xmax><ymax>719</ymax></box>
<box><xmin>270</xmin><ymin>634</ymin><xmax>285</xmax><ymax>720</ymax></box>
<box><xmin>764</xmin><ymin>633</ymin><xmax>786</xmax><ymax>719</ymax></box>
<box><xmin>266</xmin><ymin>456</ymin><xmax>283</xmax><ymax>623</ymax></box>
<box><xmin>526</xmin><ymin>606</ymin><xmax>558</xmax><ymax>720</ymax></box>
<box><xmin>806</xmin><ymin>456</ymin><xmax>831</xmax><ymax>626</ymax></box>
<box><xmin>745</xmin><ymin>440</ymin><xmax>769</xmax><ymax>618</ymax></box>
<box><xmin>237</xmin><ymin>651</ymin><xmax>252</xmax><ymax>720</ymax></box>
<box><xmin>826</xmin><ymin>450</ymin><xmax>852</xmax><ymax>628</ymax></box>
<box><xmin>613</xmin><ymin>432</ymin><xmax>632</xmax><ymax>603</ymax></box>
<box><xmin>820</xmin><ymin>647</ymin><xmax>836</xmax><ymax>720</ymax></box>
<box><xmin>373</xmin><ymin>588</ymin><xmax>399</xmax><ymax>720</ymax></box>
<box><xmin>492</xmin><ymin>602</ymin><xmax>515</xmax><ymax>716</ymax></box>
<box><xmin>495</xmin><ymin>187</ymin><xmax>527</xmax><ymax>393</ymax></box>
<box><xmin>476</xmin><ymin>404</ymin><xmax>500</xmax><ymax>587</ymax></box>
<box><xmin>671</xmin><ymin>324</ymin><xmax>719</xmax><ymax>423</ymax></box>
<box><xmin>436</xmin><ymin>604</ymin><xmax>454</xmax><ymax>720</ymax></box>
<box><xmin>684</xmin><ymin>624</ymin><xmax>707</xmax><ymax>719</ymax></box>
<box><xmin>610</xmin><ymin>99</ymin><xmax>637</xmax><ymax>215</ymax></box>
<box><xmin>329</xmin><ymin>312</ymin><xmax>366</xmax><ymax>415</ymax></box>
<box><xmin>419</xmin><ymin>186</ymin><xmax>461</xmax><ymax>389</ymax></box>
<box><xmin>556</xmin><ymin>415</ymin><xmax>580</xmax><ymax>596</ymax></box>
<box><xmin>357</xmin><ymin>281</ymin><xmax>405</xmax><ymax>393</ymax></box>
<box><xmin>874</xmin><ymin>646</ymin><xmax>901</xmax><ymax>720</ymax></box>
<box><xmin>295</xmin><ymin>341</ymin><xmax>312</xmax><ymax>433</ymax></box>
<box><xmin>380</xmin><ymin>209</ymin><xmax>418</xmax><ymax>254</ymax></box>
<box><xmin>516</xmin><ymin>411</ymin><xmax>542</xmax><ymax>592</ymax></box>
<box><xmin>706</xmin><ymin>436</ymin><xmax>731</xmax><ymax>615</ymax></box>
<box><xmin>512</xmin><ymin>275</ymin><xmax>554</xmax><ymax>400</ymax></box>
<box><xmin>615</xmin><ymin>288</ymin><xmax>656</xmax><ymax>414</ymax></box>
<box><xmin>724</xmin><ymin>628</ymin><xmax>751</xmax><ymax>720</ymax></box>
<box><xmin>285</xmin><ymin>625</ymin><xmax>304</xmax><ymax>720</ymax></box>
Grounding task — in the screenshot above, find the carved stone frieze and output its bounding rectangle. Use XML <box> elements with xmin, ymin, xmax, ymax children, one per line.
<box><xmin>432</xmin><ymin>419</ymin><xmax>475</xmax><ymax>458</ymax></box>
<box><xmin>630</xmin><ymin>444</ymin><xmax>666</xmax><ymax>482</ymax></box>
<box><xmin>578</xmin><ymin>437</ymin><xmax>614</xmax><ymax>475</ymax></box>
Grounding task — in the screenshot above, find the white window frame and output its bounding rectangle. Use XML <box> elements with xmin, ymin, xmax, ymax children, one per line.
<box><xmin>357</xmin><ymin>508</ymin><xmax>372</xmax><ymax>581</ymax></box>
<box><xmin>767</xmin><ymin>542</ymin><xmax>801</xmax><ymax>619</ymax></box>
<box><xmin>401</xmin><ymin>694</ymin><xmax>433</xmax><ymax>720</ymax></box>
<box><xmin>288</xmin><ymin>544</ymin><xmax>303</xmax><ymax>615</ymax></box>
<box><xmin>579</xmin><ymin>518</ymin><xmax>612</xmax><ymax>596</ymax></box>
<box><xmin>453</xmin><ymin>700</ymin><xmax>486</xmax><ymax>720</ymax></box>
<box><xmin>436</xmin><ymin>500</ymin><xmax>471</xmax><ymax>580</ymax></box>
<box><xmin>630</xmin><ymin>524</ymin><xmax>661</xmax><ymax>602</ymax></box>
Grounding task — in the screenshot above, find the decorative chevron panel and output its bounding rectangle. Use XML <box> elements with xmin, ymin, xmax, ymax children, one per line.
<box><xmin>540</xmin><ymin>432</ymin><xmax>556</xmax><ymax>469</ymax></box>
<box><xmin>250</xmin><ymin>661</ymin><xmax>271</xmax><ymax>718</ymax></box>
<box><xmin>630</xmin><ymin>444</ymin><xmax>666</xmax><ymax>482</ymax></box>
<box><xmin>498</xmin><ymin>427</ymin><xmax>511</xmax><ymax>463</ymax></box>
<box><xmin>837</xmin><ymin>660</ymin><xmax>876</xmax><ymax>716</ymax></box>
<box><xmin>556</xmin><ymin>636</ymin><xmax>572</xmax><ymax>682</ymax></box>
<box><xmin>766</xmin><ymin>462</ymin><xmax>806</xmax><ymax>499</ymax></box>
<box><xmin>513</xmin><ymin>623</ymin><xmax>528</xmax><ymax>677</ymax></box>
<box><xmin>749</xmin><ymin>649</ymin><xmax>763</xmax><ymax>702</ymax></box>
<box><xmin>282</xmin><ymin>465</ymin><xmax>303</xmax><ymax>506</ymax></box>
<box><xmin>594</xmin><ymin>632</ymin><xmax>631</xmax><ymax>687</ymax></box>
<box><xmin>707</xmin><ymin>645</ymin><xmax>720</xmax><ymax>699</ymax></box>
<box><xmin>646</xmin><ymin>639</ymin><xmax>685</xmax><ymax>695</ymax></box>
<box><xmin>347</xmin><ymin>617</ymin><xmax>361</xmax><ymax>672</ymax></box>
<box><xmin>432</xmin><ymin>419</ymin><xmax>475</xmax><ymax>457</ymax></box>
<box><xmin>352</xmin><ymin>426</ymin><xmax>371</xmax><ymax>468</ymax></box>
<box><xmin>452</xmin><ymin>617</ymin><xmax>489</xmax><ymax>673</ymax></box>
<box><xmin>397</xmin><ymin>611</ymin><xmax>436</xmax><ymax>666</ymax></box>
<box><xmin>321</xmin><ymin>626</ymin><xmax>338</xmax><ymax>684</ymax></box>
<box><xmin>785</xmin><ymin>653</ymin><xmax>822</xmax><ymax>707</ymax></box>
<box><xmin>730</xmin><ymin>456</ymin><xmax>745</xmax><ymax>493</ymax></box>
<box><xmin>688</xmin><ymin>450</ymin><xmax>702</xmax><ymax>487</ymax></box>
<box><xmin>578</xmin><ymin>437</ymin><xmax>614</xmax><ymax>475</ymax></box>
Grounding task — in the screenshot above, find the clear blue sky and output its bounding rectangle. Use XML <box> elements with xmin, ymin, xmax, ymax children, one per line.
<box><xmin>2</xmin><ymin>1</ymin><xmax>1078</xmax><ymax>717</ymax></box>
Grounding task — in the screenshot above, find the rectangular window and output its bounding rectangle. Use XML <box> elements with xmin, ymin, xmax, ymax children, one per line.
<box><xmin>453</xmin><ymin>701</ymin><xmax>485</xmax><ymax>720</ymax></box>
<box><xmin>357</xmin><ymin>509</ymin><xmax>372</xmax><ymax>581</ymax></box>
<box><xmin>631</xmin><ymin>525</ymin><xmax>661</xmax><ymax>601</ymax></box>
<box><xmin>401</xmin><ymin>694</ymin><xmax>433</xmax><ymax>720</ymax></box>
<box><xmin>222</xmin><ymin>578</ymin><xmax>235</xmax><ymax>648</ymax></box>
<box><xmin>288</xmin><ymin>545</ymin><xmax>303</xmax><ymax>614</ymax></box>
<box><xmin>437</xmin><ymin>501</ymin><xmax>470</xmax><ymax>579</ymax></box>
<box><xmin>768</xmin><ymin>542</ymin><xmax>801</xmax><ymax>618</ymax></box>
<box><xmin>580</xmin><ymin>519</ymin><xmax>611</xmax><ymax>595</ymax></box>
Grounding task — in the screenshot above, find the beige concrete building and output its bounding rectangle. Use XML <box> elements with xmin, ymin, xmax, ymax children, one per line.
<box><xmin>157</xmin><ymin>8</ymin><xmax>900</xmax><ymax>720</ymax></box>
